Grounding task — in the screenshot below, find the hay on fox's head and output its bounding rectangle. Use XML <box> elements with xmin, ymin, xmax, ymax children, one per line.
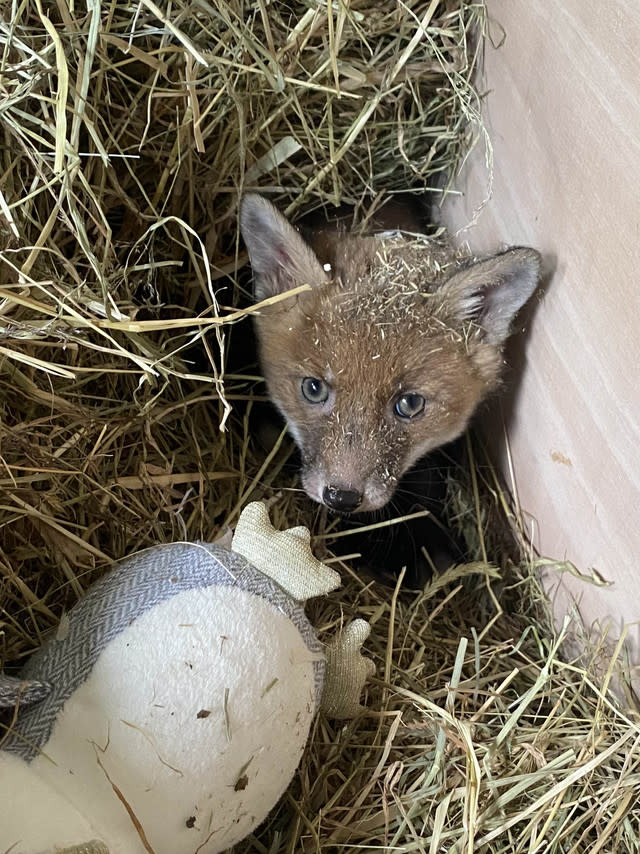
<box><xmin>2</xmin><ymin>2</ymin><xmax>640</xmax><ymax>852</ymax></box>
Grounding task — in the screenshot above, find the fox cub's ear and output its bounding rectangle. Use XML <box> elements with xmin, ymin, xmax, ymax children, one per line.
<box><xmin>441</xmin><ymin>247</ymin><xmax>541</xmax><ymax>345</ymax></box>
<box><xmin>240</xmin><ymin>194</ymin><xmax>328</xmax><ymax>301</ymax></box>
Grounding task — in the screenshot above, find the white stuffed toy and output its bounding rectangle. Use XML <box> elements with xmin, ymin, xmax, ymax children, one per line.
<box><xmin>0</xmin><ymin>502</ymin><xmax>374</xmax><ymax>854</ymax></box>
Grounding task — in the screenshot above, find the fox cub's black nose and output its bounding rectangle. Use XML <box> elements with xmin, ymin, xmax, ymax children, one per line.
<box><xmin>323</xmin><ymin>485</ymin><xmax>363</xmax><ymax>513</ymax></box>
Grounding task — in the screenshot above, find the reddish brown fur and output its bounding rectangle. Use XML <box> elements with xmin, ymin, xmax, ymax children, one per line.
<box><xmin>241</xmin><ymin>195</ymin><xmax>540</xmax><ymax>512</ymax></box>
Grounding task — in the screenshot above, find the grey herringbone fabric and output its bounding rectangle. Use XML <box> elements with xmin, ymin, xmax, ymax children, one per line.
<box><xmin>3</xmin><ymin>543</ymin><xmax>324</xmax><ymax>760</ymax></box>
<box><xmin>0</xmin><ymin>674</ymin><xmax>52</xmax><ymax>708</ymax></box>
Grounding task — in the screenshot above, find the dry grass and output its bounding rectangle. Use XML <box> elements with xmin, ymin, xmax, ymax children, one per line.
<box><xmin>266</xmin><ymin>441</ymin><xmax>640</xmax><ymax>853</ymax></box>
<box><xmin>0</xmin><ymin>0</ymin><xmax>484</xmax><ymax>661</ymax></box>
<box><xmin>1</xmin><ymin>2</ymin><xmax>639</xmax><ymax>852</ymax></box>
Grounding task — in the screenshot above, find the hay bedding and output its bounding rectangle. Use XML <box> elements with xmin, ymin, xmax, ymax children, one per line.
<box><xmin>1</xmin><ymin>1</ymin><xmax>639</xmax><ymax>851</ymax></box>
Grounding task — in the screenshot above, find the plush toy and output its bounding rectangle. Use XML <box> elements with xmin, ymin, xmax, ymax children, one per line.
<box><xmin>0</xmin><ymin>502</ymin><xmax>374</xmax><ymax>854</ymax></box>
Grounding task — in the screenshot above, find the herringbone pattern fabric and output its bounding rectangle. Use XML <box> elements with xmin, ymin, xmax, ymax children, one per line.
<box><xmin>3</xmin><ymin>543</ymin><xmax>323</xmax><ymax>760</ymax></box>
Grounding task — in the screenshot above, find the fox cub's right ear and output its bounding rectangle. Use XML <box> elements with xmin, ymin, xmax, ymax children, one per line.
<box><xmin>240</xmin><ymin>194</ymin><xmax>328</xmax><ymax>301</ymax></box>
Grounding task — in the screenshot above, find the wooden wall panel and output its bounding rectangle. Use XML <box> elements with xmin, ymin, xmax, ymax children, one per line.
<box><xmin>444</xmin><ymin>1</ymin><xmax>640</xmax><ymax>661</ymax></box>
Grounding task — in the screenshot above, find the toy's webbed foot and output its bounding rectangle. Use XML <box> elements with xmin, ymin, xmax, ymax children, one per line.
<box><xmin>232</xmin><ymin>502</ymin><xmax>341</xmax><ymax>601</ymax></box>
<box><xmin>322</xmin><ymin>619</ymin><xmax>376</xmax><ymax>719</ymax></box>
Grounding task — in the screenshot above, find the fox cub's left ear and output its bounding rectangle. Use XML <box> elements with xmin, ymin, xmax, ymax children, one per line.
<box><xmin>240</xmin><ymin>194</ymin><xmax>328</xmax><ymax>301</ymax></box>
<box><xmin>442</xmin><ymin>247</ymin><xmax>541</xmax><ymax>345</ymax></box>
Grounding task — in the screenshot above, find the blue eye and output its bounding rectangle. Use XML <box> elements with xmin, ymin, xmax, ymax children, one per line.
<box><xmin>394</xmin><ymin>393</ymin><xmax>425</xmax><ymax>420</ymax></box>
<box><xmin>301</xmin><ymin>377</ymin><xmax>329</xmax><ymax>404</ymax></box>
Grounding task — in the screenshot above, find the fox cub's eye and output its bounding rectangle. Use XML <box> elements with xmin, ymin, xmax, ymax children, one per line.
<box><xmin>394</xmin><ymin>393</ymin><xmax>425</xmax><ymax>420</ymax></box>
<box><xmin>301</xmin><ymin>377</ymin><xmax>329</xmax><ymax>404</ymax></box>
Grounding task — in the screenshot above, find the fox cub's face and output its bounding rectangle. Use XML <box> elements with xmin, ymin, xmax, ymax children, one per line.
<box><xmin>241</xmin><ymin>194</ymin><xmax>540</xmax><ymax>513</ymax></box>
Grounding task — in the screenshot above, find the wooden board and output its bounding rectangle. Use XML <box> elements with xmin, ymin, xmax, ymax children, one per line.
<box><xmin>444</xmin><ymin>0</ymin><xmax>640</xmax><ymax>661</ymax></box>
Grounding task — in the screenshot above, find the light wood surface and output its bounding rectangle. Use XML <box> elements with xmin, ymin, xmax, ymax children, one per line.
<box><xmin>444</xmin><ymin>1</ymin><xmax>640</xmax><ymax>663</ymax></box>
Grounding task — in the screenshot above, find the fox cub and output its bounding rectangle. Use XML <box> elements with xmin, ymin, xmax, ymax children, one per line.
<box><xmin>240</xmin><ymin>194</ymin><xmax>540</xmax><ymax>515</ymax></box>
